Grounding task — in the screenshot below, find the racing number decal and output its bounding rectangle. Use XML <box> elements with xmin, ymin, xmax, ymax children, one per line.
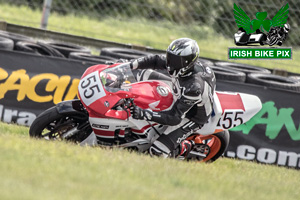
<box><xmin>218</xmin><ymin>111</ymin><xmax>244</xmax><ymax>129</ymax></box>
<box><xmin>81</xmin><ymin>76</ymin><xmax>100</xmax><ymax>98</ymax></box>
<box><xmin>78</xmin><ymin>71</ymin><xmax>106</xmax><ymax>106</ymax></box>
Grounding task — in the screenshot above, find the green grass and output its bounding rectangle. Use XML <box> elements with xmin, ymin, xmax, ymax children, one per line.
<box><xmin>0</xmin><ymin>4</ymin><xmax>300</xmax><ymax>73</ymax></box>
<box><xmin>0</xmin><ymin>4</ymin><xmax>299</xmax><ymax>200</ymax></box>
<box><xmin>0</xmin><ymin>122</ymin><xmax>300</xmax><ymax>200</ymax></box>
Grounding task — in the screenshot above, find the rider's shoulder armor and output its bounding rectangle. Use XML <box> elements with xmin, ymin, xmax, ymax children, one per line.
<box><xmin>180</xmin><ymin>59</ymin><xmax>215</xmax><ymax>98</ymax></box>
<box><xmin>194</xmin><ymin>60</ymin><xmax>216</xmax><ymax>88</ymax></box>
<box><xmin>183</xmin><ymin>82</ymin><xmax>202</xmax><ymax>97</ymax></box>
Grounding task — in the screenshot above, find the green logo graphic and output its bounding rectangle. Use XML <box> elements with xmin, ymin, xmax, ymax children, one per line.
<box><xmin>231</xmin><ymin>101</ymin><xmax>300</xmax><ymax>141</ymax></box>
<box><xmin>234</xmin><ymin>3</ymin><xmax>289</xmax><ymax>34</ymax></box>
<box><xmin>232</xmin><ymin>3</ymin><xmax>290</xmax><ymax>48</ymax></box>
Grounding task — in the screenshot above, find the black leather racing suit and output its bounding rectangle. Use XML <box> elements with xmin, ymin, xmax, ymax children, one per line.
<box><xmin>131</xmin><ymin>54</ymin><xmax>216</xmax><ymax>155</ymax></box>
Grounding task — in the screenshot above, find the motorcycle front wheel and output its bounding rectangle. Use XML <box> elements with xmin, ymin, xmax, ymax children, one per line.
<box><xmin>268</xmin><ymin>36</ymin><xmax>278</xmax><ymax>46</ymax></box>
<box><xmin>29</xmin><ymin>106</ymin><xmax>92</xmax><ymax>143</ymax></box>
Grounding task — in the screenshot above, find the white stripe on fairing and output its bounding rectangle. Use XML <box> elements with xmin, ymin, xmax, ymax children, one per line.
<box><xmin>149</xmin><ymin>100</ymin><xmax>160</xmax><ymax>110</ymax></box>
<box><xmin>89</xmin><ymin>117</ymin><xmax>130</xmax><ymax>131</ymax></box>
<box><xmin>96</xmin><ymin>135</ymin><xmax>114</xmax><ymax>139</ymax></box>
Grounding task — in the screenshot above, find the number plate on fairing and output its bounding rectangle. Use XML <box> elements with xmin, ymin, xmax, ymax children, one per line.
<box><xmin>78</xmin><ymin>71</ymin><xmax>106</xmax><ymax>106</ymax></box>
<box><xmin>217</xmin><ymin>111</ymin><xmax>245</xmax><ymax>129</ymax></box>
<box><xmin>216</xmin><ymin>92</ymin><xmax>246</xmax><ymax>129</ymax></box>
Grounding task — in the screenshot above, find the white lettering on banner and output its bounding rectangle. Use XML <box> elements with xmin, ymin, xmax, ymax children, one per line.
<box><xmin>236</xmin><ymin>145</ymin><xmax>255</xmax><ymax>160</ymax></box>
<box><xmin>257</xmin><ymin>148</ymin><xmax>276</xmax><ymax>164</ymax></box>
<box><xmin>226</xmin><ymin>145</ymin><xmax>300</xmax><ymax>168</ymax></box>
<box><xmin>0</xmin><ymin>104</ymin><xmax>36</xmax><ymax>126</ymax></box>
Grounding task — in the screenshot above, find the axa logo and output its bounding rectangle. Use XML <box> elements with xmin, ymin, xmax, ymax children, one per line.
<box><xmin>233</xmin><ymin>3</ymin><xmax>290</xmax><ymax>46</ymax></box>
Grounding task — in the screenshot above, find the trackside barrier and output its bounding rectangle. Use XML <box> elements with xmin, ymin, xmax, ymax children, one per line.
<box><xmin>0</xmin><ymin>21</ymin><xmax>164</xmax><ymax>54</ymax></box>
<box><xmin>0</xmin><ymin>47</ymin><xmax>299</xmax><ymax>168</ymax></box>
<box><xmin>217</xmin><ymin>81</ymin><xmax>300</xmax><ymax>169</ymax></box>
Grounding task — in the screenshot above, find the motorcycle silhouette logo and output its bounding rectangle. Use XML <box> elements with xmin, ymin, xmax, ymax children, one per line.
<box><xmin>233</xmin><ymin>3</ymin><xmax>290</xmax><ymax>46</ymax></box>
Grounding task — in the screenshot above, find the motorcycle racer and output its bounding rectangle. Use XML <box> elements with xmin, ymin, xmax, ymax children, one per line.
<box><xmin>267</xmin><ymin>23</ymin><xmax>290</xmax><ymax>46</ymax></box>
<box><xmin>130</xmin><ymin>38</ymin><xmax>216</xmax><ymax>158</ymax></box>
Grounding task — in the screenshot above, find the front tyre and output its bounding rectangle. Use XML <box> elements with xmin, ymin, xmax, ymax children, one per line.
<box><xmin>29</xmin><ymin>106</ymin><xmax>91</xmax><ymax>143</ymax></box>
<box><xmin>268</xmin><ymin>36</ymin><xmax>278</xmax><ymax>46</ymax></box>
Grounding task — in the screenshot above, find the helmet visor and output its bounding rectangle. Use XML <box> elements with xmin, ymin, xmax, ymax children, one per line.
<box><xmin>166</xmin><ymin>52</ymin><xmax>196</xmax><ymax>76</ymax></box>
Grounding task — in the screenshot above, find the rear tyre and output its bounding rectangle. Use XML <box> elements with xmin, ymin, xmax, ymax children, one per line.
<box><xmin>29</xmin><ymin>106</ymin><xmax>91</xmax><ymax>143</ymax></box>
<box><xmin>188</xmin><ymin>130</ymin><xmax>230</xmax><ymax>162</ymax></box>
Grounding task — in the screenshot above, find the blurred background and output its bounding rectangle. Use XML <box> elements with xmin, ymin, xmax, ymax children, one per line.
<box><xmin>0</xmin><ymin>0</ymin><xmax>299</xmax><ymax>72</ymax></box>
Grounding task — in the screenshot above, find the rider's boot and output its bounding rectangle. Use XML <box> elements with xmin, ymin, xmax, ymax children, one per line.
<box><xmin>149</xmin><ymin>120</ymin><xmax>199</xmax><ymax>158</ymax></box>
<box><xmin>149</xmin><ymin>139</ymin><xmax>195</xmax><ymax>159</ymax></box>
<box><xmin>149</xmin><ymin>140</ymin><xmax>171</xmax><ymax>158</ymax></box>
<box><xmin>176</xmin><ymin>140</ymin><xmax>195</xmax><ymax>158</ymax></box>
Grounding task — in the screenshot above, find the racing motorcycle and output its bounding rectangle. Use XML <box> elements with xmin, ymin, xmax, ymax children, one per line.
<box><xmin>29</xmin><ymin>62</ymin><xmax>262</xmax><ymax>162</ymax></box>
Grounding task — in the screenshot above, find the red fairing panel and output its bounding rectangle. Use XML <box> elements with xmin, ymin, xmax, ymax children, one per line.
<box><xmin>78</xmin><ymin>64</ymin><xmax>128</xmax><ymax>119</ymax></box>
<box><xmin>216</xmin><ymin>92</ymin><xmax>245</xmax><ymax>114</ymax></box>
<box><xmin>78</xmin><ymin>64</ymin><xmax>173</xmax><ymax>121</ymax></box>
<box><xmin>129</xmin><ymin>81</ymin><xmax>173</xmax><ymax>111</ymax></box>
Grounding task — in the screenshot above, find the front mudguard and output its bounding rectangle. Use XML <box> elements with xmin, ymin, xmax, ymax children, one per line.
<box><xmin>56</xmin><ymin>100</ymin><xmax>88</xmax><ymax>120</ymax></box>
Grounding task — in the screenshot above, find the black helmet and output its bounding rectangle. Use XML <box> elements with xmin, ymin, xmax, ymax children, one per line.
<box><xmin>166</xmin><ymin>38</ymin><xmax>200</xmax><ymax>77</ymax></box>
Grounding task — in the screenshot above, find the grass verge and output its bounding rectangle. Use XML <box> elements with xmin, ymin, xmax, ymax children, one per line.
<box><xmin>0</xmin><ymin>122</ymin><xmax>300</xmax><ymax>200</ymax></box>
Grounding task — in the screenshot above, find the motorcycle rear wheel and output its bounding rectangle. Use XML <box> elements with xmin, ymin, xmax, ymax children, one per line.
<box><xmin>29</xmin><ymin>106</ymin><xmax>91</xmax><ymax>143</ymax></box>
<box><xmin>187</xmin><ymin>130</ymin><xmax>230</xmax><ymax>162</ymax></box>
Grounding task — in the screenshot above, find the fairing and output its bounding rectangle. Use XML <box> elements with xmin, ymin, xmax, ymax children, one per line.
<box><xmin>77</xmin><ymin>62</ymin><xmax>262</xmax><ymax>140</ymax></box>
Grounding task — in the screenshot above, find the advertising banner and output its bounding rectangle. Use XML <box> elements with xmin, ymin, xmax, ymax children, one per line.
<box><xmin>0</xmin><ymin>50</ymin><xmax>92</xmax><ymax>126</ymax></box>
<box><xmin>0</xmin><ymin>49</ymin><xmax>299</xmax><ymax>168</ymax></box>
<box><xmin>217</xmin><ymin>81</ymin><xmax>300</xmax><ymax>168</ymax></box>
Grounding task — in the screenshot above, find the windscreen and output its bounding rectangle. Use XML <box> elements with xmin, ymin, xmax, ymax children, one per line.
<box><xmin>100</xmin><ymin>63</ymin><xmax>137</xmax><ymax>92</ymax></box>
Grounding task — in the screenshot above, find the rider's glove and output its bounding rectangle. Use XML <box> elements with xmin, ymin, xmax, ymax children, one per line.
<box><xmin>131</xmin><ymin>106</ymin><xmax>153</xmax><ymax>121</ymax></box>
<box><xmin>130</xmin><ymin>60</ymin><xmax>138</xmax><ymax>70</ymax></box>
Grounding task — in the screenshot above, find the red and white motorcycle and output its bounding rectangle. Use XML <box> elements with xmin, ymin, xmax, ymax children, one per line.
<box><xmin>30</xmin><ymin>63</ymin><xmax>262</xmax><ymax>162</ymax></box>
